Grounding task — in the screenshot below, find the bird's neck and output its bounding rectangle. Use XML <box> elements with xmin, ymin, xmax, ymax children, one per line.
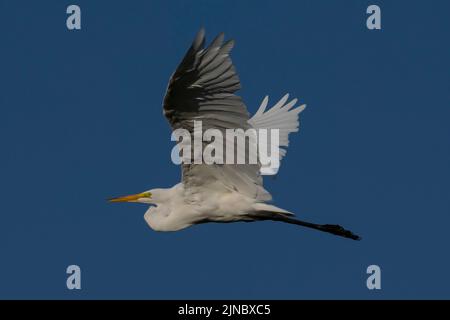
<box><xmin>150</xmin><ymin>184</ymin><xmax>183</xmax><ymax>205</ymax></box>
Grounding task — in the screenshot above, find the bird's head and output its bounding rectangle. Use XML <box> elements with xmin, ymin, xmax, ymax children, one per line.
<box><xmin>108</xmin><ymin>190</ymin><xmax>153</xmax><ymax>204</ymax></box>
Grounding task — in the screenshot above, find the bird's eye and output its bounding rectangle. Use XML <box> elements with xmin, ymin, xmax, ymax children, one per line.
<box><xmin>143</xmin><ymin>192</ymin><xmax>152</xmax><ymax>198</ymax></box>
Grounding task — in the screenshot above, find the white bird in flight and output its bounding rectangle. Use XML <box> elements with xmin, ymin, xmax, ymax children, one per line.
<box><xmin>109</xmin><ymin>29</ymin><xmax>360</xmax><ymax>240</ymax></box>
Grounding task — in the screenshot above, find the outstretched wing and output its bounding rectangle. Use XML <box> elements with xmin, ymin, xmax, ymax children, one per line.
<box><xmin>162</xmin><ymin>29</ymin><xmax>271</xmax><ymax>201</ymax></box>
<box><xmin>248</xmin><ymin>94</ymin><xmax>306</xmax><ymax>175</ymax></box>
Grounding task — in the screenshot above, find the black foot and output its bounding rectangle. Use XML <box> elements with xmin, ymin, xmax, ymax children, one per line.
<box><xmin>319</xmin><ymin>224</ymin><xmax>361</xmax><ymax>241</ymax></box>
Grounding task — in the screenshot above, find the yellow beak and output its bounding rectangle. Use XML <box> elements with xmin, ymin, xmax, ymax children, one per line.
<box><xmin>108</xmin><ymin>192</ymin><xmax>150</xmax><ymax>203</ymax></box>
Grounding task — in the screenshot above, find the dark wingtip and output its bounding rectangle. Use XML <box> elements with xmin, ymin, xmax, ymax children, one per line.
<box><xmin>193</xmin><ymin>28</ymin><xmax>206</xmax><ymax>49</ymax></box>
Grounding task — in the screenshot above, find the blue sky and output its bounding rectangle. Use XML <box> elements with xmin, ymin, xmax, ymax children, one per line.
<box><xmin>0</xmin><ymin>0</ymin><xmax>449</xmax><ymax>299</ymax></box>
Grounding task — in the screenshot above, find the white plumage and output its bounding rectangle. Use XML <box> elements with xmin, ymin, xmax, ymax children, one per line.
<box><xmin>249</xmin><ymin>94</ymin><xmax>306</xmax><ymax>175</ymax></box>
<box><xmin>109</xmin><ymin>29</ymin><xmax>360</xmax><ymax>240</ymax></box>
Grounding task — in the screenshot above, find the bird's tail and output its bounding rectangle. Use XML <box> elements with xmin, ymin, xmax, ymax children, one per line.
<box><xmin>250</xmin><ymin>203</ymin><xmax>361</xmax><ymax>241</ymax></box>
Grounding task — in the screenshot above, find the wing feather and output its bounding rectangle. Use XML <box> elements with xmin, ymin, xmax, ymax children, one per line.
<box><xmin>163</xmin><ymin>29</ymin><xmax>271</xmax><ymax>201</ymax></box>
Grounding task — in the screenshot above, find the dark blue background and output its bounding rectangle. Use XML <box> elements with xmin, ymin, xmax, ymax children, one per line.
<box><xmin>1</xmin><ymin>0</ymin><xmax>449</xmax><ymax>299</ymax></box>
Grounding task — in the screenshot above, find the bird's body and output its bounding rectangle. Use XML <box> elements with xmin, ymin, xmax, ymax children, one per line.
<box><xmin>143</xmin><ymin>183</ymin><xmax>292</xmax><ymax>232</ymax></box>
<box><xmin>144</xmin><ymin>183</ymin><xmax>249</xmax><ymax>231</ymax></box>
<box><xmin>110</xmin><ymin>29</ymin><xmax>361</xmax><ymax>240</ymax></box>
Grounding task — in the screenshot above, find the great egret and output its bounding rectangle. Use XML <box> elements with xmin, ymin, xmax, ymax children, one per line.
<box><xmin>109</xmin><ymin>29</ymin><xmax>360</xmax><ymax>240</ymax></box>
